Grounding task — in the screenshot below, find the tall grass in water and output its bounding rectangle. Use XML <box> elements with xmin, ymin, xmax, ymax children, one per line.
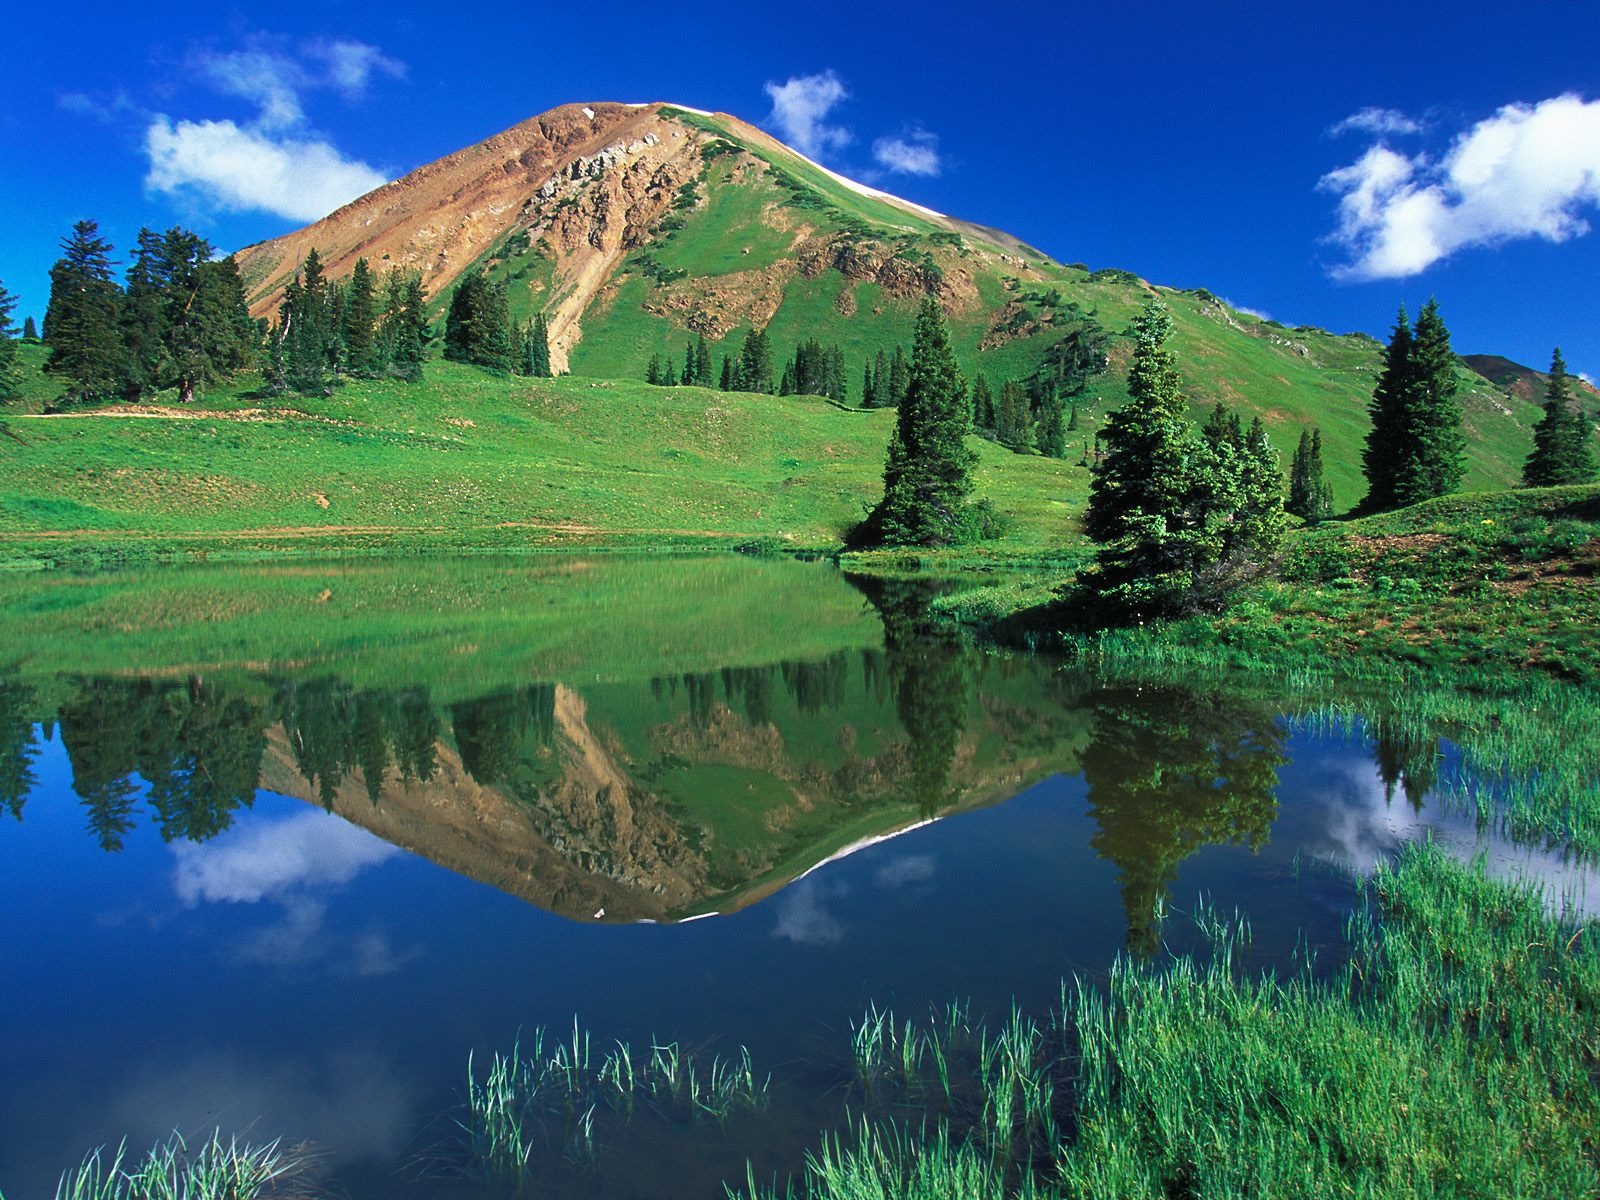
<box><xmin>460</xmin><ymin>1019</ymin><xmax>770</xmax><ymax>1187</ymax></box>
<box><xmin>50</xmin><ymin>1131</ymin><xmax>304</xmax><ymax>1200</ymax></box>
<box><xmin>749</xmin><ymin>845</ymin><xmax>1599</xmax><ymax>1199</ymax></box>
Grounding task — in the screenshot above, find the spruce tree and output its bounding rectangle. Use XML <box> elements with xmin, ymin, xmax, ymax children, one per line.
<box><xmin>1083</xmin><ymin>301</ymin><xmax>1210</xmax><ymax>616</ymax></box>
<box><xmin>279</xmin><ymin>250</ymin><xmax>336</xmax><ymax>396</ymax></box>
<box><xmin>342</xmin><ymin>258</ymin><xmax>380</xmax><ymax>378</ymax></box>
<box><xmin>887</xmin><ymin>345</ymin><xmax>909</xmax><ymax>407</ymax></box>
<box><xmin>1524</xmin><ymin>348</ymin><xmax>1597</xmax><ymax>486</ymax></box>
<box><xmin>22</xmin><ymin>316</ymin><xmax>38</xmax><ymax>342</ymax></box>
<box><xmin>443</xmin><ymin>270</ymin><xmax>511</xmax><ymax>372</ymax></box>
<box><xmin>738</xmin><ymin>327</ymin><xmax>774</xmax><ymax>394</ymax></box>
<box><xmin>971</xmin><ymin>375</ymin><xmax>994</xmax><ymax>431</ymax></box>
<box><xmin>692</xmin><ymin>334</ymin><xmax>712</xmax><ymax>388</ymax></box>
<box><xmin>995</xmin><ymin>380</ymin><xmax>1030</xmax><ymax>448</ymax></box>
<box><xmin>861</xmin><ymin>297</ymin><xmax>976</xmax><ymax>546</ymax></box>
<box><xmin>1035</xmin><ymin>391</ymin><xmax>1068</xmax><ymax>458</ymax></box>
<box><xmin>0</xmin><ymin>280</ymin><xmax>18</xmax><ymax>401</ymax></box>
<box><xmin>1288</xmin><ymin>428</ymin><xmax>1327</xmax><ymax>520</ymax></box>
<box><xmin>529</xmin><ymin>312</ymin><xmax>552</xmax><ymax>377</ymax></box>
<box><xmin>1408</xmin><ymin>299</ymin><xmax>1465</xmax><ymax>502</ymax></box>
<box><xmin>379</xmin><ymin>270</ymin><xmax>429</xmax><ymax>382</ymax></box>
<box><xmin>719</xmin><ymin>355</ymin><xmax>733</xmax><ymax>391</ymax></box>
<box><xmin>1362</xmin><ymin>307</ymin><xmax>1414</xmax><ymax>512</ymax></box>
<box><xmin>43</xmin><ymin>220</ymin><xmax>124</xmax><ymax>404</ymax></box>
<box><xmin>681</xmin><ymin>339</ymin><xmax>697</xmax><ymax>387</ymax></box>
<box><xmin>862</xmin><ymin>358</ymin><xmax>878</xmax><ymax>408</ymax></box>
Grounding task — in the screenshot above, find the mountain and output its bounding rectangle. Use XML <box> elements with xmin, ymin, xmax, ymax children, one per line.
<box><xmin>234</xmin><ymin>102</ymin><xmax>1544</xmax><ymax>501</ymax></box>
<box><xmin>1464</xmin><ymin>354</ymin><xmax>1600</xmax><ymax>407</ymax></box>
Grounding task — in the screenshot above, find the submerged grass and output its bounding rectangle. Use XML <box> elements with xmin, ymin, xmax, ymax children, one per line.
<box><xmin>47</xmin><ymin>1131</ymin><xmax>306</xmax><ymax>1200</ymax></box>
<box><xmin>742</xmin><ymin>845</ymin><xmax>1600</xmax><ymax>1200</ymax></box>
<box><xmin>460</xmin><ymin>1020</ymin><xmax>770</xmax><ymax>1188</ymax></box>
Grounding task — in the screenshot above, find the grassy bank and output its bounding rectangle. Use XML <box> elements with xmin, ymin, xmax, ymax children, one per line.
<box><xmin>0</xmin><ymin>352</ymin><xmax>1084</xmax><ymax>570</ymax></box>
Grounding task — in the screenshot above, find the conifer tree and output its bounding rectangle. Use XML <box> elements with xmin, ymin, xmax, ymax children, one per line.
<box><xmin>887</xmin><ymin>345</ymin><xmax>909</xmax><ymax>407</ymax></box>
<box><xmin>738</xmin><ymin>327</ymin><xmax>774</xmax><ymax>394</ymax></box>
<box><xmin>1067</xmin><ymin>403</ymin><xmax>1080</xmax><ymax>432</ymax></box>
<box><xmin>1362</xmin><ymin>307</ymin><xmax>1413</xmax><ymax>512</ymax></box>
<box><xmin>1524</xmin><ymin>348</ymin><xmax>1597</xmax><ymax>486</ymax></box>
<box><xmin>1363</xmin><ymin>300</ymin><xmax>1463</xmax><ymax>510</ymax></box>
<box><xmin>970</xmin><ymin>375</ymin><xmax>994</xmax><ymax>431</ymax></box>
<box><xmin>860</xmin><ymin>297</ymin><xmax>976</xmax><ymax>546</ymax></box>
<box><xmin>1408</xmin><ymin>299</ymin><xmax>1465</xmax><ymax>501</ymax></box>
<box><xmin>995</xmin><ymin>380</ymin><xmax>1030</xmax><ymax>448</ymax></box>
<box><xmin>22</xmin><ymin>316</ymin><xmax>38</xmax><ymax>342</ymax></box>
<box><xmin>692</xmin><ymin>333</ymin><xmax>712</xmax><ymax>388</ymax></box>
<box><xmin>681</xmin><ymin>339</ymin><xmax>697</xmax><ymax>387</ymax></box>
<box><xmin>529</xmin><ymin>312</ymin><xmax>552</xmax><ymax>377</ymax></box>
<box><xmin>43</xmin><ymin>220</ymin><xmax>124</xmax><ymax>404</ymax></box>
<box><xmin>278</xmin><ymin>250</ymin><xmax>337</xmax><ymax>396</ymax></box>
<box><xmin>1035</xmin><ymin>390</ymin><xmax>1068</xmax><ymax>458</ymax></box>
<box><xmin>342</xmin><ymin>258</ymin><xmax>380</xmax><ymax>378</ymax></box>
<box><xmin>719</xmin><ymin>355</ymin><xmax>733</xmax><ymax>391</ymax></box>
<box><xmin>378</xmin><ymin>270</ymin><xmax>430</xmax><ymax>382</ymax></box>
<box><xmin>443</xmin><ymin>269</ymin><xmax>511</xmax><ymax>371</ymax></box>
<box><xmin>862</xmin><ymin>358</ymin><xmax>878</xmax><ymax>408</ymax></box>
<box><xmin>1288</xmin><ymin>427</ymin><xmax>1333</xmax><ymax>521</ymax></box>
<box><xmin>1083</xmin><ymin>301</ymin><xmax>1216</xmax><ymax>616</ymax></box>
<box><xmin>0</xmin><ymin>280</ymin><xmax>18</xmax><ymax>402</ymax></box>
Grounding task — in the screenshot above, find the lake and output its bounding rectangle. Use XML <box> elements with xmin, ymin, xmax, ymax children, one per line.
<box><xmin>0</xmin><ymin>556</ymin><xmax>1589</xmax><ymax>1198</ymax></box>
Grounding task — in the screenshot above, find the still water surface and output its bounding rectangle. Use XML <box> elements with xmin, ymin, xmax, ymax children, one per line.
<box><xmin>0</xmin><ymin>557</ymin><xmax>1587</xmax><ymax>1197</ymax></box>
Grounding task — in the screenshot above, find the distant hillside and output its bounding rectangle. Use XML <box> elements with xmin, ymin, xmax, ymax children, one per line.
<box><xmin>234</xmin><ymin>101</ymin><xmax>1546</xmax><ymax>507</ymax></box>
<box><xmin>1464</xmin><ymin>354</ymin><xmax>1600</xmax><ymax>407</ymax></box>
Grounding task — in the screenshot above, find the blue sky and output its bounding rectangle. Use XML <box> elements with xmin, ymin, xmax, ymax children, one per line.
<box><xmin>5</xmin><ymin>1</ymin><xmax>1599</xmax><ymax>379</ymax></box>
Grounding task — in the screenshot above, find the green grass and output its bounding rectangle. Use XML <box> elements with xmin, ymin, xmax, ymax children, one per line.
<box><xmin>0</xmin><ymin>361</ymin><xmax>1089</xmax><ymax>568</ymax></box>
<box><xmin>46</xmin><ymin>1131</ymin><xmax>307</xmax><ymax>1200</ymax></box>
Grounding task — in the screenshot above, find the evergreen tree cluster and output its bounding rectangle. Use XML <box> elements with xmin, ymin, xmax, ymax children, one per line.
<box><xmin>646</xmin><ymin>334</ymin><xmax>713</xmax><ymax>388</ymax></box>
<box><xmin>0</xmin><ymin>279</ymin><xmax>19</xmax><ymax>402</ymax></box>
<box><xmin>862</xmin><ymin>346</ymin><xmax>909</xmax><ymax>409</ymax></box>
<box><xmin>440</xmin><ymin>268</ymin><xmax>552</xmax><ymax>379</ymax></box>
<box><xmin>1083</xmin><ymin>302</ymin><xmax>1286</xmax><ymax>617</ymax></box>
<box><xmin>971</xmin><ymin>373</ymin><xmax>1070</xmax><ymax>458</ymax></box>
<box><xmin>38</xmin><ymin>220</ymin><xmax>255</xmax><ymax>407</ymax></box>
<box><xmin>267</xmin><ymin>249</ymin><xmax>433</xmax><ymax>396</ymax></box>
<box><xmin>1362</xmin><ymin>300</ymin><xmax>1464</xmax><ymax>512</ymax></box>
<box><xmin>779</xmin><ymin>338</ymin><xmax>848</xmax><ymax>403</ymax></box>
<box><xmin>1524</xmin><ymin>348</ymin><xmax>1597</xmax><ymax>487</ymax></box>
<box><xmin>1286</xmin><ymin>427</ymin><xmax>1334</xmax><ymax>522</ymax></box>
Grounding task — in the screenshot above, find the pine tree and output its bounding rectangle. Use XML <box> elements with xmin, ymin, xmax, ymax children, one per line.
<box><xmin>0</xmin><ymin>280</ymin><xmax>18</xmax><ymax>402</ymax></box>
<box><xmin>1524</xmin><ymin>348</ymin><xmax>1597</xmax><ymax>486</ymax></box>
<box><xmin>1067</xmin><ymin>404</ymin><xmax>1080</xmax><ymax>432</ymax></box>
<box><xmin>342</xmin><ymin>258</ymin><xmax>380</xmax><ymax>378</ymax></box>
<box><xmin>681</xmin><ymin>339</ymin><xmax>697</xmax><ymax>387</ymax></box>
<box><xmin>1362</xmin><ymin>307</ymin><xmax>1413</xmax><ymax>512</ymax></box>
<box><xmin>1288</xmin><ymin>427</ymin><xmax>1332</xmax><ymax>521</ymax></box>
<box><xmin>692</xmin><ymin>334</ymin><xmax>712</xmax><ymax>388</ymax></box>
<box><xmin>862</xmin><ymin>357</ymin><xmax>878</xmax><ymax>408</ymax></box>
<box><xmin>738</xmin><ymin>327</ymin><xmax>774</xmax><ymax>394</ymax></box>
<box><xmin>971</xmin><ymin>375</ymin><xmax>994</xmax><ymax>431</ymax></box>
<box><xmin>719</xmin><ymin>355</ymin><xmax>734</xmax><ymax>391</ymax></box>
<box><xmin>1408</xmin><ymin>299</ymin><xmax>1464</xmax><ymax>502</ymax></box>
<box><xmin>43</xmin><ymin>220</ymin><xmax>124</xmax><ymax>404</ymax></box>
<box><xmin>1083</xmin><ymin>301</ymin><xmax>1214</xmax><ymax>616</ymax></box>
<box><xmin>378</xmin><ymin>270</ymin><xmax>429</xmax><ymax>382</ymax></box>
<box><xmin>995</xmin><ymin>380</ymin><xmax>1030</xmax><ymax>448</ymax></box>
<box><xmin>22</xmin><ymin>316</ymin><xmax>38</xmax><ymax>342</ymax></box>
<box><xmin>529</xmin><ymin>312</ymin><xmax>552</xmax><ymax>377</ymax></box>
<box><xmin>860</xmin><ymin>297</ymin><xmax>977</xmax><ymax>546</ymax></box>
<box><xmin>443</xmin><ymin>270</ymin><xmax>511</xmax><ymax>371</ymax></box>
<box><xmin>1035</xmin><ymin>390</ymin><xmax>1068</xmax><ymax>458</ymax></box>
<box><xmin>1364</xmin><ymin>300</ymin><xmax>1464</xmax><ymax>510</ymax></box>
<box><xmin>279</xmin><ymin>250</ymin><xmax>337</xmax><ymax>397</ymax></box>
<box><xmin>887</xmin><ymin>345</ymin><xmax>909</xmax><ymax>407</ymax></box>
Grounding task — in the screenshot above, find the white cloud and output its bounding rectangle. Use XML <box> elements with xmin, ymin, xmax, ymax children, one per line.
<box><xmin>764</xmin><ymin>70</ymin><xmax>852</xmax><ymax>159</ymax></box>
<box><xmin>146</xmin><ymin>116</ymin><xmax>389</xmax><ymax>222</ymax></box>
<box><xmin>771</xmin><ymin>876</ymin><xmax>848</xmax><ymax>946</ymax></box>
<box><xmin>172</xmin><ymin>807</ymin><xmax>399</xmax><ymax>906</ymax></box>
<box><xmin>872</xmin><ymin>130</ymin><xmax>941</xmax><ymax>177</ymax></box>
<box><xmin>1320</xmin><ymin>93</ymin><xmax>1600</xmax><ymax>280</ymax></box>
<box><xmin>1329</xmin><ymin>106</ymin><xmax>1424</xmax><ymax>137</ymax></box>
<box><xmin>1579</xmin><ymin>371</ymin><xmax>1596</xmax><ymax>388</ymax></box>
<box><xmin>140</xmin><ymin>36</ymin><xmax>399</xmax><ymax>222</ymax></box>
